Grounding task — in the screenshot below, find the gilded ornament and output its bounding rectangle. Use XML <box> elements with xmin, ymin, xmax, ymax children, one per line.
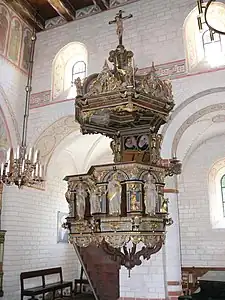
<box><xmin>63</xmin><ymin>9</ymin><xmax>181</xmax><ymax>273</ymax></box>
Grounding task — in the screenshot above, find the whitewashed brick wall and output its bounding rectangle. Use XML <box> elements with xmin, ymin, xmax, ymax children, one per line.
<box><xmin>178</xmin><ymin>135</ymin><xmax>225</xmax><ymax>267</ymax></box>
<box><xmin>32</xmin><ymin>0</ymin><xmax>196</xmax><ymax>94</ymax></box>
<box><xmin>120</xmin><ymin>248</ymin><xmax>166</xmax><ymax>299</ymax></box>
<box><xmin>2</xmin><ymin>0</ymin><xmax>225</xmax><ymax>298</ymax></box>
<box><xmin>1</xmin><ymin>173</ymin><xmax>80</xmax><ymax>300</ymax></box>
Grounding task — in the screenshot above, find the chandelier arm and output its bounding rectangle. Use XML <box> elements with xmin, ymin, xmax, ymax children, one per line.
<box><xmin>204</xmin><ymin>0</ymin><xmax>225</xmax><ymax>35</ymax></box>
<box><xmin>21</xmin><ymin>27</ymin><xmax>37</xmax><ymax>148</ymax></box>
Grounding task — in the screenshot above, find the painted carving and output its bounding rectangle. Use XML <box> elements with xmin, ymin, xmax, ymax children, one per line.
<box><xmin>107</xmin><ymin>174</ymin><xmax>122</xmax><ymax>215</ymax></box>
<box><xmin>90</xmin><ymin>189</ymin><xmax>101</xmax><ymax>215</ymax></box>
<box><xmin>144</xmin><ymin>173</ymin><xmax>158</xmax><ymax>215</ymax></box>
<box><xmin>76</xmin><ymin>183</ymin><xmax>87</xmax><ymax>219</ymax></box>
<box><xmin>0</xmin><ymin>5</ymin><xmax>9</xmax><ymax>55</ymax></box>
<box><xmin>8</xmin><ymin>18</ymin><xmax>22</xmax><ymax>63</ymax></box>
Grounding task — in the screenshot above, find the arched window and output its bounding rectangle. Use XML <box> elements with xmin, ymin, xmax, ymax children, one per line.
<box><xmin>221</xmin><ymin>174</ymin><xmax>225</xmax><ymax>216</ymax></box>
<box><xmin>184</xmin><ymin>2</ymin><xmax>225</xmax><ymax>72</ymax></box>
<box><xmin>208</xmin><ymin>159</ymin><xmax>225</xmax><ymax>228</ymax></box>
<box><xmin>51</xmin><ymin>42</ymin><xmax>88</xmax><ymax>101</ymax></box>
<box><xmin>202</xmin><ymin>30</ymin><xmax>222</xmax><ymax>59</ymax></box>
<box><xmin>71</xmin><ymin>61</ymin><xmax>86</xmax><ymax>85</ymax></box>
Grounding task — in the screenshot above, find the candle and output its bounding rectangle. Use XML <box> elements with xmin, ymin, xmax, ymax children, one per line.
<box><xmin>39</xmin><ymin>164</ymin><xmax>42</xmax><ymax>178</ymax></box>
<box><xmin>0</xmin><ymin>163</ymin><xmax>4</xmax><ymax>176</ymax></box>
<box><xmin>42</xmin><ymin>165</ymin><xmax>44</xmax><ymax>178</ymax></box>
<box><xmin>21</xmin><ymin>160</ymin><xmax>25</xmax><ymax>172</ymax></box>
<box><xmin>33</xmin><ymin>150</ymin><xmax>38</xmax><ymax>163</ymax></box>
<box><xmin>28</xmin><ymin>148</ymin><xmax>33</xmax><ymax>160</ymax></box>
<box><xmin>35</xmin><ymin>164</ymin><xmax>39</xmax><ymax>176</ymax></box>
<box><xmin>32</xmin><ymin>169</ymin><xmax>35</xmax><ymax>178</ymax></box>
<box><xmin>6</xmin><ymin>148</ymin><xmax>10</xmax><ymax>161</ymax></box>
<box><xmin>16</xmin><ymin>146</ymin><xmax>20</xmax><ymax>159</ymax></box>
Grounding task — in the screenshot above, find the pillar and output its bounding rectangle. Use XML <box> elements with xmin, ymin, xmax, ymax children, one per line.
<box><xmin>164</xmin><ymin>176</ymin><xmax>182</xmax><ymax>300</ymax></box>
<box><xmin>0</xmin><ymin>183</ymin><xmax>6</xmax><ymax>297</ymax></box>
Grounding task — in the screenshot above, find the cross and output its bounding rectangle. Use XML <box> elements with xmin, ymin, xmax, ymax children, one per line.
<box><xmin>109</xmin><ymin>10</ymin><xmax>133</xmax><ymax>45</ymax></box>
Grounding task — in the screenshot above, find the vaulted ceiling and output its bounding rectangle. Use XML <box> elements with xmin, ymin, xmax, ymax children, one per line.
<box><xmin>7</xmin><ymin>0</ymin><xmax>111</xmax><ymax>31</ymax></box>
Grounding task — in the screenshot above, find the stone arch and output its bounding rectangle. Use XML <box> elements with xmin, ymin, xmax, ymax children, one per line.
<box><xmin>183</xmin><ymin>2</ymin><xmax>225</xmax><ymax>72</ymax></box>
<box><xmin>0</xmin><ymin>84</ymin><xmax>20</xmax><ymax>147</ymax></box>
<box><xmin>51</xmin><ymin>42</ymin><xmax>88</xmax><ymax>101</ymax></box>
<box><xmin>161</xmin><ymin>87</ymin><xmax>225</xmax><ymax>137</ymax></box>
<box><xmin>161</xmin><ymin>87</ymin><xmax>225</xmax><ymax>159</ymax></box>
<box><xmin>34</xmin><ymin>115</ymin><xmax>80</xmax><ymax>176</ymax></box>
<box><xmin>171</xmin><ymin>103</ymin><xmax>225</xmax><ymax>158</ymax></box>
<box><xmin>83</xmin><ymin>135</ymin><xmax>105</xmax><ymax>170</ymax></box>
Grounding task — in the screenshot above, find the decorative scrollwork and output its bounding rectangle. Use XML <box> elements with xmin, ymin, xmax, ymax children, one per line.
<box><xmin>101</xmin><ymin>238</ymin><xmax>163</xmax><ymax>273</ymax></box>
<box><xmin>166</xmin><ymin>158</ymin><xmax>182</xmax><ymax>176</ymax></box>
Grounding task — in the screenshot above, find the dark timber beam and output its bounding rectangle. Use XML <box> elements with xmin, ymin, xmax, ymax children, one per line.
<box><xmin>7</xmin><ymin>0</ymin><xmax>45</xmax><ymax>31</ymax></box>
<box><xmin>93</xmin><ymin>0</ymin><xmax>109</xmax><ymax>11</ymax></box>
<box><xmin>47</xmin><ymin>0</ymin><xmax>75</xmax><ymax>21</ymax></box>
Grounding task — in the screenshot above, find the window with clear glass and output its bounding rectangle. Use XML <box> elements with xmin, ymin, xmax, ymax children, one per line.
<box><xmin>52</xmin><ymin>42</ymin><xmax>88</xmax><ymax>101</ymax></box>
<box><xmin>184</xmin><ymin>2</ymin><xmax>225</xmax><ymax>72</ymax></box>
<box><xmin>71</xmin><ymin>61</ymin><xmax>86</xmax><ymax>85</ymax></box>
<box><xmin>202</xmin><ymin>29</ymin><xmax>222</xmax><ymax>65</ymax></box>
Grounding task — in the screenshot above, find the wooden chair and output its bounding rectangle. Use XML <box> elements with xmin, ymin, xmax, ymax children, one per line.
<box><xmin>74</xmin><ymin>266</ymin><xmax>89</xmax><ymax>294</ymax></box>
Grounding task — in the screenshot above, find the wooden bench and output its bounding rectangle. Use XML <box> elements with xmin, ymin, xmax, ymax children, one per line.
<box><xmin>74</xmin><ymin>266</ymin><xmax>89</xmax><ymax>294</ymax></box>
<box><xmin>20</xmin><ymin>267</ymin><xmax>72</xmax><ymax>300</ymax></box>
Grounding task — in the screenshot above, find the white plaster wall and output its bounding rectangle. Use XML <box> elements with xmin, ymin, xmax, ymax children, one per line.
<box><xmin>178</xmin><ymin>134</ymin><xmax>225</xmax><ymax>267</ymax></box>
<box><xmin>32</xmin><ymin>0</ymin><xmax>196</xmax><ymax>94</ymax></box>
<box><xmin>120</xmin><ymin>248</ymin><xmax>166</xmax><ymax>299</ymax></box>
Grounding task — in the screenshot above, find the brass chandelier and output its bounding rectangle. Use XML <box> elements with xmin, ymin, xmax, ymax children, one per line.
<box><xmin>197</xmin><ymin>0</ymin><xmax>225</xmax><ymax>40</ymax></box>
<box><xmin>64</xmin><ymin>10</ymin><xmax>181</xmax><ymax>274</ymax></box>
<box><xmin>0</xmin><ymin>28</ymin><xmax>44</xmax><ymax>188</ymax></box>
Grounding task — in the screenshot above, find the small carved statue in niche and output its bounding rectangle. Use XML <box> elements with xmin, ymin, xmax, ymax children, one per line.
<box><xmin>98</xmin><ymin>185</ymin><xmax>107</xmax><ymax>213</ymax></box>
<box><xmin>110</xmin><ymin>137</ymin><xmax>121</xmax><ymax>162</ymax></box>
<box><xmin>150</xmin><ymin>134</ymin><xmax>161</xmax><ymax>164</ymax></box>
<box><xmin>65</xmin><ymin>190</ymin><xmax>74</xmax><ymax>217</ymax></box>
<box><xmin>107</xmin><ymin>173</ymin><xmax>122</xmax><ymax>215</ymax></box>
<box><xmin>144</xmin><ymin>173</ymin><xmax>158</xmax><ymax>215</ymax></box>
<box><xmin>76</xmin><ymin>182</ymin><xmax>87</xmax><ymax>219</ymax></box>
<box><xmin>156</xmin><ymin>134</ymin><xmax>163</xmax><ymax>156</ymax></box>
<box><xmin>90</xmin><ymin>188</ymin><xmax>101</xmax><ymax>215</ymax></box>
<box><xmin>74</xmin><ymin>77</ymin><xmax>83</xmax><ymax>96</ymax></box>
<box><xmin>163</xmin><ymin>80</ymin><xmax>173</xmax><ymax>101</ymax></box>
<box><xmin>160</xmin><ymin>197</ymin><xmax>169</xmax><ymax>213</ymax></box>
<box><xmin>124</xmin><ymin>58</ymin><xmax>134</xmax><ymax>86</ymax></box>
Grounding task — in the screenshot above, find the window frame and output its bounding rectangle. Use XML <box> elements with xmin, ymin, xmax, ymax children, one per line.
<box><xmin>184</xmin><ymin>3</ymin><xmax>225</xmax><ymax>72</ymax></box>
<box><xmin>202</xmin><ymin>29</ymin><xmax>222</xmax><ymax>57</ymax></box>
<box><xmin>221</xmin><ymin>174</ymin><xmax>225</xmax><ymax>217</ymax></box>
<box><xmin>71</xmin><ymin>60</ymin><xmax>87</xmax><ymax>86</ymax></box>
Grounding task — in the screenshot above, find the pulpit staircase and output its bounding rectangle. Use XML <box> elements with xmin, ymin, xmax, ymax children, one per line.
<box><xmin>75</xmin><ymin>245</ymin><xmax>120</xmax><ymax>300</ymax></box>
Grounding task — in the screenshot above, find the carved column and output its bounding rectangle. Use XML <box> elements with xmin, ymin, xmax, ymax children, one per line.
<box><xmin>0</xmin><ymin>183</ymin><xmax>6</xmax><ymax>297</ymax></box>
<box><xmin>164</xmin><ymin>176</ymin><xmax>182</xmax><ymax>300</ymax></box>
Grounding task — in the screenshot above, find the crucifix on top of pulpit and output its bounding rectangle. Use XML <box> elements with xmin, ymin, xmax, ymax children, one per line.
<box><xmin>109</xmin><ymin>10</ymin><xmax>133</xmax><ymax>45</ymax></box>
